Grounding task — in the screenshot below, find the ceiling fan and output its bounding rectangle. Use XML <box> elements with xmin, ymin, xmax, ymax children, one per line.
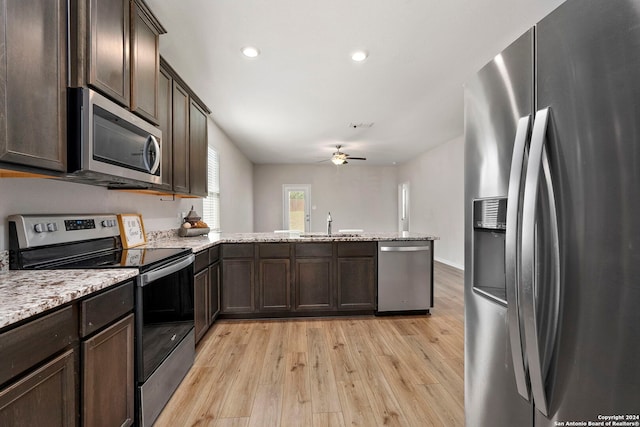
<box><xmin>330</xmin><ymin>145</ymin><xmax>367</xmax><ymax>165</ymax></box>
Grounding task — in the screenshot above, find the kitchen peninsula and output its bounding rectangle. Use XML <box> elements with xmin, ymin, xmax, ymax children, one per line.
<box><xmin>146</xmin><ymin>231</ymin><xmax>438</xmax><ymax>342</ymax></box>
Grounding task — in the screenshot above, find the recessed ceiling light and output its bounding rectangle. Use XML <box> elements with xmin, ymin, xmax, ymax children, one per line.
<box><xmin>351</xmin><ymin>50</ymin><xmax>368</xmax><ymax>62</ymax></box>
<box><xmin>241</xmin><ymin>46</ymin><xmax>260</xmax><ymax>58</ymax></box>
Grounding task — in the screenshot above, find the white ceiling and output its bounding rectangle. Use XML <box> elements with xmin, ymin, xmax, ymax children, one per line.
<box><xmin>146</xmin><ymin>0</ymin><xmax>565</xmax><ymax>165</ymax></box>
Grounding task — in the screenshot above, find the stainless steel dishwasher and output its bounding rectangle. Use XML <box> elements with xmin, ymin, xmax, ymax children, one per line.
<box><xmin>377</xmin><ymin>240</ymin><xmax>433</xmax><ymax>313</ymax></box>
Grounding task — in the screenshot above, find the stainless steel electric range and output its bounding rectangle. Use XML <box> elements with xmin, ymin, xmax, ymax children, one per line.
<box><xmin>8</xmin><ymin>214</ymin><xmax>195</xmax><ymax>426</ymax></box>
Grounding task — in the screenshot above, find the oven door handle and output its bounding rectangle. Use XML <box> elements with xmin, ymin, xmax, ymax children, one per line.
<box><xmin>138</xmin><ymin>254</ymin><xmax>195</xmax><ymax>287</ymax></box>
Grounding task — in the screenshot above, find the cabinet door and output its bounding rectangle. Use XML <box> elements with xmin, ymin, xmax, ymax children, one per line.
<box><xmin>0</xmin><ymin>349</ymin><xmax>76</xmax><ymax>427</ymax></box>
<box><xmin>130</xmin><ymin>0</ymin><xmax>160</xmax><ymax>124</ymax></box>
<box><xmin>337</xmin><ymin>257</ymin><xmax>376</xmax><ymax>310</ymax></box>
<box><xmin>82</xmin><ymin>314</ymin><xmax>134</xmax><ymax>427</ymax></box>
<box><xmin>209</xmin><ymin>262</ymin><xmax>221</xmax><ymax>322</ymax></box>
<box><xmin>189</xmin><ymin>100</ymin><xmax>208</xmax><ymax>197</ymax></box>
<box><xmin>259</xmin><ymin>259</ymin><xmax>291</xmax><ymax>311</ymax></box>
<box><xmin>194</xmin><ymin>269</ymin><xmax>209</xmax><ymax>344</ymax></box>
<box><xmin>172</xmin><ymin>82</ymin><xmax>190</xmax><ymax>193</ymax></box>
<box><xmin>294</xmin><ymin>258</ymin><xmax>333</xmax><ymax>311</ymax></box>
<box><xmin>89</xmin><ymin>0</ymin><xmax>130</xmax><ymax>106</ymax></box>
<box><xmin>156</xmin><ymin>65</ymin><xmax>173</xmax><ymax>191</ymax></box>
<box><xmin>0</xmin><ymin>0</ymin><xmax>67</xmax><ymax>172</ymax></box>
<box><xmin>221</xmin><ymin>259</ymin><xmax>255</xmax><ymax>313</ymax></box>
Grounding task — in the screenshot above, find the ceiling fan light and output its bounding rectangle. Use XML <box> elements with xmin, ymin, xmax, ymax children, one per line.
<box><xmin>332</xmin><ymin>157</ymin><xmax>346</xmax><ymax>165</ymax></box>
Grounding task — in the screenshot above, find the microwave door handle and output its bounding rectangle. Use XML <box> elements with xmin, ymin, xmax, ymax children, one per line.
<box><xmin>143</xmin><ymin>135</ymin><xmax>161</xmax><ymax>174</ymax></box>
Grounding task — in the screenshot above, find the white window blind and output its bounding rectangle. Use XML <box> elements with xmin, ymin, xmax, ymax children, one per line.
<box><xmin>202</xmin><ymin>147</ymin><xmax>220</xmax><ymax>231</ymax></box>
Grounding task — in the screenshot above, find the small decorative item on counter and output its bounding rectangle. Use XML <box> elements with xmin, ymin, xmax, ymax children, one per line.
<box><xmin>117</xmin><ymin>213</ymin><xmax>147</xmax><ymax>248</ymax></box>
<box><xmin>178</xmin><ymin>206</ymin><xmax>210</xmax><ymax>237</ymax></box>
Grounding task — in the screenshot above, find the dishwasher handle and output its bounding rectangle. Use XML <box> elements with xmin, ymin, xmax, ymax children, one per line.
<box><xmin>380</xmin><ymin>246</ymin><xmax>430</xmax><ymax>252</ymax></box>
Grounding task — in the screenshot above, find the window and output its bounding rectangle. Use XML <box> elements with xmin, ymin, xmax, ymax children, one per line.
<box><xmin>202</xmin><ymin>147</ymin><xmax>220</xmax><ymax>231</ymax></box>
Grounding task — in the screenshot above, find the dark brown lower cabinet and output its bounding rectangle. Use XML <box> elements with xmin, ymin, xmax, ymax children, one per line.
<box><xmin>258</xmin><ymin>259</ymin><xmax>291</xmax><ymax>311</ymax></box>
<box><xmin>0</xmin><ymin>349</ymin><xmax>76</xmax><ymax>427</ymax></box>
<box><xmin>221</xmin><ymin>259</ymin><xmax>255</xmax><ymax>313</ymax></box>
<box><xmin>337</xmin><ymin>257</ymin><xmax>376</xmax><ymax>310</ymax></box>
<box><xmin>294</xmin><ymin>258</ymin><xmax>333</xmax><ymax>311</ymax></box>
<box><xmin>82</xmin><ymin>314</ymin><xmax>134</xmax><ymax>427</ymax></box>
<box><xmin>194</xmin><ymin>268</ymin><xmax>209</xmax><ymax>343</ymax></box>
<box><xmin>209</xmin><ymin>262</ymin><xmax>221</xmax><ymax>322</ymax></box>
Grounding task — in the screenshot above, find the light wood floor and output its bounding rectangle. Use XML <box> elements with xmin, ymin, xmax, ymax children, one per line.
<box><xmin>156</xmin><ymin>262</ymin><xmax>465</xmax><ymax>427</ymax></box>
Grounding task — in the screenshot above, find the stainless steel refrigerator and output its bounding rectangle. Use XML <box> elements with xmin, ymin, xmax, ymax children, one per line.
<box><xmin>464</xmin><ymin>0</ymin><xmax>640</xmax><ymax>426</ymax></box>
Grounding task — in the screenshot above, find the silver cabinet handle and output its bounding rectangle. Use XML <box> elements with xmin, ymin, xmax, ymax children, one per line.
<box><xmin>505</xmin><ymin>115</ymin><xmax>532</xmax><ymax>400</ymax></box>
<box><xmin>380</xmin><ymin>246</ymin><xmax>430</xmax><ymax>252</ymax></box>
<box><xmin>521</xmin><ymin>107</ymin><xmax>561</xmax><ymax>416</ymax></box>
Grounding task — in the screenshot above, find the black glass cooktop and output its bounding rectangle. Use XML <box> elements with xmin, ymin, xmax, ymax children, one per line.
<box><xmin>32</xmin><ymin>247</ymin><xmax>191</xmax><ymax>272</ymax></box>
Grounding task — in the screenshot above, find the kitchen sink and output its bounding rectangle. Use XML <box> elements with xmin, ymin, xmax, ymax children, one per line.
<box><xmin>299</xmin><ymin>233</ymin><xmax>362</xmax><ymax>238</ymax></box>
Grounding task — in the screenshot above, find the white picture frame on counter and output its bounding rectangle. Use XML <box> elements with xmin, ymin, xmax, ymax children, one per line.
<box><xmin>117</xmin><ymin>213</ymin><xmax>146</xmax><ymax>248</ymax></box>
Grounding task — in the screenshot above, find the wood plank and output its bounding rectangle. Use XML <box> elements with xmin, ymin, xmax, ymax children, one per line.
<box><xmin>323</xmin><ymin>321</ymin><xmax>360</xmax><ymax>383</ymax></box>
<box><xmin>219</xmin><ymin>324</ymin><xmax>271</xmax><ymax>417</ymax></box>
<box><xmin>347</xmin><ymin>334</ymin><xmax>409</xmax><ymax>427</ymax></box>
<box><xmin>416</xmin><ymin>383</ymin><xmax>465</xmax><ymax>427</ymax></box>
<box><xmin>259</xmin><ymin>321</ymin><xmax>288</xmax><ymax>385</ymax></box>
<box><xmin>312</xmin><ymin>412</ymin><xmax>346</xmax><ymax>427</ymax></box>
<box><xmin>336</xmin><ymin>380</ymin><xmax>377</xmax><ymax>427</ymax></box>
<box><xmin>281</xmin><ymin>352</ymin><xmax>313</xmax><ymax>427</ymax></box>
<box><xmin>286</xmin><ymin>319</ymin><xmax>308</xmax><ymax>353</ymax></box>
<box><xmin>214</xmin><ymin>418</ymin><xmax>250</xmax><ymax>427</ymax></box>
<box><xmin>248</xmin><ymin>383</ymin><xmax>283</xmax><ymax>427</ymax></box>
<box><xmin>307</xmin><ymin>327</ymin><xmax>342</xmax><ymax>413</ymax></box>
<box><xmin>376</xmin><ymin>354</ymin><xmax>440</xmax><ymax>426</ymax></box>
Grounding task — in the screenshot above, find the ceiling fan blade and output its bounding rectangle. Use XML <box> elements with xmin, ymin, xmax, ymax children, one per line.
<box><xmin>346</xmin><ymin>157</ymin><xmax>366</xmax><ymax>160</ymax></box>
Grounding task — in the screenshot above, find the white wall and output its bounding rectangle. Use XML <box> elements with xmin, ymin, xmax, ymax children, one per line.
<box><xmin>253</xmin><ymin>164</ymin><xmax>398</xmax><ymax>233</ymax></box>
<box><xmin>398</xmin><ymin>135</ymin><xmax>464</xmax><ymax>269</ymax></box>
<box><xmin>0</xmin><ymin>178</ymin><xmax>196</xmax><ymax>250</ymax></box>
<box><xmin>209</xmin><ymin>117</ymin><xmax>254</xmax><ymax>232</ymax></box>
<box><xmin>0</xmin><ymin>118</ymin><xmax>254</xmax><ymax>251</ymax></box>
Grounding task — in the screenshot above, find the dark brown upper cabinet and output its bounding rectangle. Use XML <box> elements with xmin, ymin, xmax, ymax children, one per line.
<box><xmin>88</xmin><ymin>0</ymin><xmax>130</xmax><ymax>106</ymax></box>
<box><xmin>172</xmin><ymin>80</ymin><xmax>190</xmax><ymax>194</ymax></box>
<box><xmin>189</xmin><ymin>100</ymin><xmax>208</xmax><ymax>197</ymax></box>
<box><xmin>130</xmin><ymin>0</ymin><xmax>165</xmax><ymax>124</ymax></box>
<box><xmin>0</xmin><ymin>0</ymin><xmax>68</xmax><ymax>174</ymax></box>
<box><xmin>84</xmin><ymin>0</ymin><xmax>165</xmax><ymax>122</ymax></box>
<box><xmin>158</xmin><ymin>57</ymin><xmax>211</xmax><ymax>196</ymax></box>
<box><xmin>156</xmin><ymin>65</ymin><xmax>173</xmax><ymax>191</ymax></box>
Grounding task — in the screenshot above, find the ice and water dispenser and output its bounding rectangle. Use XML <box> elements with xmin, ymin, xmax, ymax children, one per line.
<box><xmin>472</xmin><ymin>197</ymin><xmax>508</xmax><ymax>304</ymax></box>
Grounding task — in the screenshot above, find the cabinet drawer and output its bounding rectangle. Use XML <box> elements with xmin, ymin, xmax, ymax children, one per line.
<box><xmin>209</xmin><ymin>245</ymin><xmax>220</xmax><ymax>264</ymax></box>
<box><xmin>195</xmin><ymin>250</ymin><xmax>209</xmax><ymax>273</ymax></box>
<box><xmin>259</xmin><ymin>243</ymin><xmax>290</xmax><ymax>258</ymax></box>
<box><xmin>295</xmin><ymin>243</ymin><xmax>333</xmax><ymax>258</ymax></box>
<box><xmin>337</xmin><ymin>242</ymin><xmax>377</xmax><ymax>257</ymax></box>
<box><xmin>80</xmin><ymin>281</ymin><xmax>134</xmax><ymax>337</ymax></box>
<box><xmin>222</xmin><ymin>244</ymin><xmax>254</xmax><ymax>258</ymax></box>
<box><xmin>0</xmin><ymin>305</ymin><xmax>77</xmax><ymax>386</ymax></box>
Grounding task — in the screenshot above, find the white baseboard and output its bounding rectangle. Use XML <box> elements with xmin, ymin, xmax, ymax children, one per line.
<box><xmin>434</xmin><ymin>257</ymin><xmax>464</xmax><ymax>271</ymax></box>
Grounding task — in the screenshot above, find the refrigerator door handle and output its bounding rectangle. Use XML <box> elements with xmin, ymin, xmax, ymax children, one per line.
<box><xmin>505</xmin><ymin>115</ymin><xmax>532</xmax><ymax>400</ymax></box>
<box><xmin>521</xmin><ymin>107</ymin><xmax>561</xmax><ymax>417</ymax></box>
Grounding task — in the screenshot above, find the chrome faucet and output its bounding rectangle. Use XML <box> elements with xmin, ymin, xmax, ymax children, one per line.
<box><xmin>326</xmin><ymin>212</ymin><xmax>332</xmax><ymax>235</ymax></box>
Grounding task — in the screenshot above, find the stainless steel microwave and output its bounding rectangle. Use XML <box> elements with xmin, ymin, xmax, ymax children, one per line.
<box><xmin>67</xmin><ymin>87</ymin><xmax>162</xmax><ymax>187</ymax></box>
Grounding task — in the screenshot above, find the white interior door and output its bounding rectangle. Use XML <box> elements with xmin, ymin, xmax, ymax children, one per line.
<box><xmin>283</xmin><ymin>185</ymin><xmax>311</xmax><ymax>232</ymax></box>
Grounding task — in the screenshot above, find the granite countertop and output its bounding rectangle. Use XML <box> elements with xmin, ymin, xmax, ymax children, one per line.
<box><xmin>143</xmin><ymin>231</ymin><xmax>439</xmax><ymax>253</ymax></box>
<box><xmin>0</xmin><ymin>269</ymin><xmax>138</xmax><ymax>330</ymax></box>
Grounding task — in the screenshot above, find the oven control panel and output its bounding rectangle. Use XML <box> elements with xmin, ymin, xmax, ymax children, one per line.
<box><xmin>8</xmin><ymin>214</ymin><xmax>121</xmax><ymax>249</ymax></box>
